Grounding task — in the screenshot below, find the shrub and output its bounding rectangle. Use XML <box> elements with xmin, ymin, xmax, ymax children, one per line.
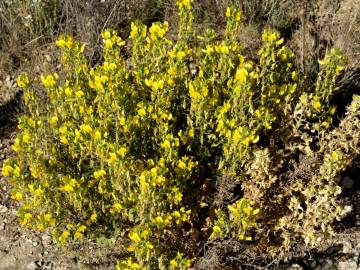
<box><xmin>2</xmin><ymin>0</ymin><xmax>359</xmax><ymax>268</ymax></box>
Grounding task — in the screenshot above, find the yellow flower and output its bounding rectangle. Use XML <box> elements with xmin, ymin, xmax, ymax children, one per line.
<box><xmin>24</xmin><ymin>213</ymin><xmax>32</xmax><ymax>220</ymax></box>
<box><xmin>90</xmin><ymin>212</ymin><xmax>97</xmax><ymax>222</ymax></box>
<box><xmin>2</xmin><ymin>164</ymin><xmax>13</xmax><ymax>177</ymax></box>
<box><xmin>34</xmin><ymin>188</ymin><xmax>43</xmax><ymax>195</ymax></box>
<box><xmin>94</xmin><ymin>131</ymin><xmax>101</xmax><ymax>140</ymax></box>
<box><xmin>118</xmin><ymin>147</ymin><xmax>127</xmax><ymax>158</ymax></box>
<box><xmin>104</xmin><ymin>39</ymin><xmax>114</xmax><ymax>50</ymax></box>
<box><xmin>129</xmin><ymin>232</ymin><xmax>141</xmax><ymax>243</ymax></box>
<box><xmin>59</xmin><ymin>184</ymin><xmax>74</xmax><ymax>192</ymax></box>
<box><xmin>251</xmin><ymin>135</ymin><xmax>260</xmax><ymax>143</ymax></box>
<box><xmin>242</xmin><ymin>137</ymin><xmax>250</xmax><ymax>146</ymax></box>
<box><xmin>162</xmin><ymin>140</ymin><xmax>171</xmax><ymax>149</ymax></box>
<box><xmin>60</xmin><ymin>136</ymin><xmax>68</xmax><ymax>145</ymax></box>
<box><xmin>331</xmin><ymin>151</ymin><xmax>340</xmax><ymax>161</ymax></box>
<box><xmin>80</xmin><ymin>124</ymin><xmax>93</xmax><ymax>134</ymax></box>
<box><xmin>56</xmin><ymin>35</ymin><xmax>73</xmax><ymax>48</ymax></box>
<box><xmin>44</xmin><ymin>213</ymin><xmax>52</xmax><ymax>222</ymax></box>
<box><xmin>176</xmin><ymin>51</ymin><xmax>186</xmax><ymax>60</ymax></box>
<box><xmin>336</xmin><ymin>65</ymin><xmax>344</xmax><ymax>75</ymax></box>
<box><xmin>12</xmin><ymin>192</ymin><xmax>23</xmax><ymax>200</ymax></box>
<box><xmin>313</xmin><ymin>100</ymin><xmax>322</xmax><ymax>112</ymax></box>
<box><xmin>178</xmin><ymin>160</ymin><xmax>187</xmax><ymax>169</ymax></box>
<box><xmin>130</xmin><ymin>22</ymin><xmax>138</xmax><ymax>39</ymax></box>
<box><xmin>213</xmin><ymin>225</ymin><xmax>221</xmax><ymax>234</ymax></box>
<box><xmin>17</xmin><ymin>73</ymin><xmax>30</xmax><ymax>88</ymax></box>
<box><xmin>93</xmin><ymin>169</ymin><xmax>106</xmax><ymax>179</ymax></box>
<box><xmin>149</xmin><ymin>22</ymin><xmax>168</xmax><ymax>39</ymax></box>
<box><xmin>219</xmin><ymin>44</ymin><xmax>229</xmax><ymax>54</ymax></box>
<box><xmin>108</xmin><ymin>152</ymin><xmax>118</xmax><ymax>164</ymax></box>
<box><xmin>74</xmin><ymin>231</ymin><xmax>84</xmax><ymax>239</ymax></box>
<box><xmin>61</xmin><ymin>230</ymin><xmax>70</xmax><ymax>239</ymax></box>
<box><xmin>41</xmin><ymin>74</ymin><xmax>57</xmax><ymax>88</ymax></box>
<box><xmin>175</xmin><ymin>192</ymin><xmax>183</xmax><ymax>202</ymax></box>
<box><xmin>75</xmin><ymin>90</ymin><xmax>84</xmax><ymax>98</ymax></box>
<box><xmin>137</xmin><ymin>108</ymin><xmax>146</xmax><ymax>117</ymax></box>
<box><xmin>235</xmin><ymin>68</ymin><xmax>248</xmax><ymax>83</ymax></box>
<box><xmin>176</xmin><ymin>0</ymin><xmax>192</xmax><ymax>10</ymax></box>
<box><xmin>189</xmin><ymin>82</ymin><xmax>200</xmax><ymax>99</ymax></box>
<box><xmin>94</xmin><ymin>76</ymin><xmax>105</xmax><ymax>91</ymax></box>
<box><xmin>64</xmin><ymin>87</ymin><xmax>72</xmax><ymax>96</ymax></box>
<box><xmin>12</xmin><ymin>138</ymin><xmax>22</xmax><ymax>152</ymax></box>
<box><xmin>226</xmin><ymin>7</ymin><xmax>231</xmax><ymax>17</ymax></box>
<box><xmin>170</xmin><ymin>259</ymin><xmax>178</xmax><ymax>268</ymax></box>
<box><xmin>50</xmin><ymin>116</ymin><xmax>58</xmax><ymax>125</ymax></box>
<box><xmin>13</xmin><ymin>165</ymin><xmax>21</xmax><ymax>177</ymax></box>
<box><xmin>188</xmin><ymin>128</ymin><xmax>195</xmax><ymax>137</ymax></box>
<box><xmin>155</xmin><ymin>216</ymin><xmax>164</xmax><ymax>224</ymax></box>
<box><xmin>74</xmin><ymin>225</ymin><xmax>86</xmax><ymax>239</ymax></box>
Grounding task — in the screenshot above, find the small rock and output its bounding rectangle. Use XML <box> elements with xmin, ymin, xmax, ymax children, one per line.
<box><xmin>342</xmin><ymin>241</ymin><xmax>353</xmax><ymax>254</ymax></box>
<box><xmin>27</xmin><ymin>261</ymin><xmax>39</xmax><ymax>270</ymax></box>
<box><xmin>0</xmin><ymin>204</ymin><xmax>8</xmax><ymax>213</ymax></box>
<box><xmin>43</xmin><ymin>251</ymin><xmax>49</xmax><ymax>256</ymax></box>
<box><xmin>32</xmin><ymin>241</ymin><xmax>39</xmax><ymax>247</ymax></box>
<box><xmin>41</xmin><ymin>233</ymin><xmax>52</xmax><ymax>244</ymax></box>
<box><xmin>0</xmin><ymin>222</ymin><xmax>5</xmax><ymax>230</ymax></box>
<box><xmin>338</xmin><ymin>258</ymin><xmax>359</xmax><ymax>270</ymax></box>
<box><xmin>288</xmin><ymin>263</ymin><xmax>303</xmax><ymax>270</ymax></box>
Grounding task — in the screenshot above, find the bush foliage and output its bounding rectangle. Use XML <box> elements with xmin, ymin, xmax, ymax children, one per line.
<box><xmin>2</xmin><ymin>0</ymin><xmax>360</xmax><ymax>269</ymax></box>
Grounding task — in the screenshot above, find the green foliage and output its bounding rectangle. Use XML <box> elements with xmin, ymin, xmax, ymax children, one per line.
<box><xmin>2</xmin><ymin>0</ymin><xmax>359</xmax><ymax>268</ymax></box>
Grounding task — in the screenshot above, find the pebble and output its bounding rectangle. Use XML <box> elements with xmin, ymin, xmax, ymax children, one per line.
<box><xmin>338</xmin><ymin>258</ymin><xmax>359</xmax><ymax>270</ymax></box>
<box><xmin>0</xmin><ymin>204</ymin><xmax>8</xmax><ymax>213</ymax></box>
<box><xmin>27</xmin><ymin>261</ymin><xmax>39</xmax><ymax>270</ymax></box>
<box><xmin>32</xmin><ymin>241</ymin><xmax>39</xmax><ymax>247</ymax></box>
<box><xmin>288</xmin><ymin>263</ymin><xmax>303</xmax><ymax>270</ymax></box>
<box><xmin>0</xmin><ymin>222</ymin><xmax>5</xmax><ymax>230</ymax></box>
<box><xmin>41</xmin><ymin>233</ymin><xmax>52</xmax><ymax>244</ymax></box>
<box><xmin>342</xmin><ymin>241</ymin><xmax>353</xmax><ymax>254</ymax></box>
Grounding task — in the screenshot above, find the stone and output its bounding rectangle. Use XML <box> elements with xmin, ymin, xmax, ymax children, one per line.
<box><xmin>288</xmin><ymin>263</ymin><xmax>303</xmax><ymax>270</ymax></box>
<box><xmin>27</xmin><ymin>261</ymin><xmax>39</xmax><ymax>270</ymax></box>
<box><xmin>338</xmin><ymin>259</ymin><xmax>359</xmax><ymax>270</ymax></box>
<box><xmin>0</xmin><ymin>204</ymin><xmax>8</xmax><ymax>213</ymax></box>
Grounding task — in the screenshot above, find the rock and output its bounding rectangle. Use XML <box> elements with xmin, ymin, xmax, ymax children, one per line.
<box><xmin>32</xmin><ymin>241</ymin><xmax>39</xmax><ymax>247</ymax></box>
<box><xmin>27</xmin><ymin>261</ymin><xmax>40</xmax><ymax>270</ymax></box>
<box><xmin>41</xmin><ymin>233</ymin><xmax>52</xmax><ymax>245</ymax></box>
<box><xmin>342</xmin><ymin>241</ymin><xmax>353</xmax><ymax>254</ymax></box>
<box><xmin>338</xmin><ymin>257</ymin><xmax>359</xmax><ymax>270</ymax></box>
<box><xmin>0</xmin><ymin>204</ymin><xmax>8</xmax><ymax>213</ymax></box>
<box><xmin>0</xmin><ymin>222</ymin><xmax>5</xmax><ymax>230</ymax></box>
<box><xmin>288</xmin><ymin>263</ymin><xmax>303</xmax><ymax>270</ymax></box>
